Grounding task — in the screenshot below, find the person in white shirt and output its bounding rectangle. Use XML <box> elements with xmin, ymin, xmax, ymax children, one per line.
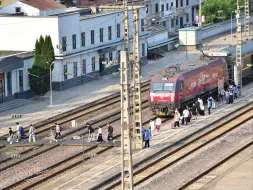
<box><xmin>97</xmin><ymin>126</ymin><xmax>103</xmax><ymax>143</ymax></box>
<box><xmin>16</xmin><ymin>122</ymin><xmax>21</xmax><ymax>142</ymax></box>
<box><xmin>28</xmin><ymin>124</ymin><xmax>36</xmax><ymax>143</ymax></box>
<box><xmin>183</xmin><ymin>107</ymin><xmax>190</xmax><ymax>125</ymax></box>
<box><xmin>155</xmin><ymin>117</ymin><xmax>162</xmax><ymax>132</ymax></box>
<box><xmin>55</xmin><ymin>122</ymin><xmax>62</xmax><ymax>139</ymax></box>
<box><xmin>149</xmin><ymin>120</ymin><xmax>155</xmax><ymax>136</ymax></box>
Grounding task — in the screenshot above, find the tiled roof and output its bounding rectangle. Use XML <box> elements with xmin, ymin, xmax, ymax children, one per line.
<box><xmin>21</xmin><ymin>0</ymin><xmax>65</xmax><ymax>11</ymax></box>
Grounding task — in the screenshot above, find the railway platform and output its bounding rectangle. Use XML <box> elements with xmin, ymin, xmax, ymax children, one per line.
<box><xmin>1</xmin><ymin>27</ymin><xmax>253</xmax><ymax>137</ymax></box>
<box><xmin>37</xmin><ymin>82</ymin><xmax>253</xmax><ymax>190</ymax></box>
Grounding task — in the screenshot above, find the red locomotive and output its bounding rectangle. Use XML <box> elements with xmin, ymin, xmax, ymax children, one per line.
<box><xmin>148</xmin><ymin>59</ymin><xmax>229</xmax><ymax>116</ymax></box>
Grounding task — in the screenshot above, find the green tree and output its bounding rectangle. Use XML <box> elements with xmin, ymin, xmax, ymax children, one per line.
<box><xmin>29</xmin><ymin>65</ymin><xmax>50</xmax><ymax>96</ymax></box>
<box><xmin>201</xmin><ymin>0</ymin><xmax>238</xmax><ymax>24</ymax></box>
<box><xmin>64</xmin><ymin>0</ymin><xmax>73</xmax><ymax>7</ymax></box>
<box><xmin>29</xmin><ymin>35</ymin><xmax>55</xmax><ymax>96</ymax></box>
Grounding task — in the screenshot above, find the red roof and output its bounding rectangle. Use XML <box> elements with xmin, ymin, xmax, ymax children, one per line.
<box><xmin>21</xmin><ymin>0</ymin><xmax>65</xmax><ymax>11</ymax></box>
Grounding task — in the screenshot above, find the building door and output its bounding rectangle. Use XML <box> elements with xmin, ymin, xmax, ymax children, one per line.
<box><xmin>180</xmin><ymin>17</ymin><xmax>184</xmax><ymax>28</ymax></box>
<box><xmin>99</xmin><ymin>54</ymin><xmax>106</xmax><ymax>75</ymax></box>
<box><xmin>0</xmin><ymin>76</ymin><xmax>4</xmax><ymax>104</ymax></box>
<box><xmin>7</xmin><ymin>72</ymin><xmax>12</xmax><ymax>96</ymax></box>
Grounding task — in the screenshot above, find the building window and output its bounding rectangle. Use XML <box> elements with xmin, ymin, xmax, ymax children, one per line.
<box><xmin>180</xmin><ymin>0</ymin><xmax>183</xmax><ymax>7</ymax></box>
<box><xmin>142</xmin><ymin>43</ymin><xmax>145</xmax><ymax>57</ymax></box>
<box><xmin>92</xmin><ymin>57</ymin><xmax>95</xmax><ymax>71</ymax></box>
<box><xmin>118</xmin><ymin>50</ymin><xmax>121</xmax><ymax>63</ymax></box>
<box><xmin>64</xmin><ymin>65</ymin><xmax>67</xmax><ymax>80</ymax></box>
<box><xmin>186</xmin><ymin>13</ymin><xmax>189</xmax><ymax>22</ymax></box>
<box><xmin>108</xmin><ymin>26</ymin><xmax>112</xmax><ymax>40</ymax></box>
<box><xmin>163</xmin><ymin>21</ymin><xmax>166</xmax><ymax>27</ymax></box>
<box><xmin>155</xmin><ymin>3</ymin><xmax>159</xmax><ymax>13</ymax></box>
<box><xmin>141</xmin><ymin>19</ymin><xmax>145</xmax><ymax>32</ymax></box>
<box><xmin>176</xmin><ymin>0</ymin><xmax>178</xmax><ymax>8</ymax></box>
<box><xmin>100</xmin><ymin>28</ymin><xmax>103</xmax><ymax>42</ymax></box>
<box><xmin>176</xmin><ymin>16</ymin><xmax>178</xmax><ymax>25</ymax></box>
<box><xmin>73</xmin><ymin>62</ymin><xmax>77</xmax><ymax>77</ymax></box>
<box><xmin>146</xmin><ymin>4</ymin><xmax>148</xmax><ymax>13</ymax></box>
<box><xmin>166</xmin><ymin>3</ymin><xmax>169</xmax><ymax>11</ymax></box>
<box><xmin>171</xmin><ymin>18</ymin><xmax>175</xmax><ymax>28</ymax></box>
<box><xmin>91</xmin><ymin>30</ymin><xmax>94</xmax><ymax>44</ymax></box>
<box><xmin>7</xmin><ymin>72</ymin><xmax>12</xmax><ymax>95</ymax></box>
<box><xmin>62</xmin><ymin>36</ymin><xmax>67</xmax><ymax>52</ymax></box>
<box><xmin>81</xmin><ymin>32</ymin><xmax>85</xmax><ymax>47</ymax></box>
<box><xmin>82</xmin><ymin>59</ymin><xmax>86</xmax><ymax>74</ymax></box>
<box><xmin>109</xmin><ymin>52</ymin><xmax>113</xmax><ymax>61</ymax></box>
<box><xmin>171</xmin><ymin>2</ymin><xmax>174</xmax><ymax>7</ymax></box>
<box><xmin>72</xmin><ymin>34</ymin><xmax>76</xmax><ymax>49</ymax></box>
<box><xmin>19</xmin><ymin>70</ymin><xmax>23</xmax><ymax>92</ymax></box>
<box><xmin>186</xmin><ymin>0</ymin><xmax>189</xmax><ymax>6</ymax></box>
<box><xmin>16</xmin><ymin>7</ymin><xmax>21</xmax><ymax>13</ymax></box>
<box><xmin>161</xmin><ymin>4</ymin><xmax>164</xmax><ymax>12</ymax></box>
<box><xmin>117</xmin><ymin>24</ymin><xmax>120</xmax><ymax>38</ymax></box>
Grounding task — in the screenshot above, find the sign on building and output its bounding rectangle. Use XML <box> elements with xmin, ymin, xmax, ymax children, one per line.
<box><xmin>71</xmin><ymin>120</ymin><xmax>76</xmax><ymax>127</ymax></box>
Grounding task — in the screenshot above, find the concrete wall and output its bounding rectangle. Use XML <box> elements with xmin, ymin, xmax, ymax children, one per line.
<box><xmin>200</xmin><ymin>15</ymin><xmax>252</xmax><ymax>41</ymax></box>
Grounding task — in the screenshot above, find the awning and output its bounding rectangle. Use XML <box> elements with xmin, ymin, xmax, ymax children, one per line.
<box><xmin>97</xmin><ymin>46</ymin><xmax>117</xmax><ymax>54</ymax></box>
<box><xmin>0</xmin><ymin>56</ymin><xmax>24</xmax><ymax>72</ymax></box>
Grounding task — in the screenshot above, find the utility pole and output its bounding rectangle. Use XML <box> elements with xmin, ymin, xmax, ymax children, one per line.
<box><xmin>244</xmin><ymin>0</ymin><xmax>250</xmax><ymax>36</ymax></box>
<box><xmin>235</xmin><ymin>0</ymin><xmax>243</xmax><ymax>96</ymax></box>
<box><xmin>132</xmin><ymin>8</ymin><xmax>143</xmax><ymax>150</ymax></box>
<box><xmin>120</xmin><ymin>51</ymin><xmax>134</xmax><ymax>190</ymax></box>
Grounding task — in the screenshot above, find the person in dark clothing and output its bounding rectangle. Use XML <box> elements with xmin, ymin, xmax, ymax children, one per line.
<box><xmin>9</xmin><ymin>128</ymin><xmax>13</xmax><ymax>137</ymax></box>
<box><xmin>87</xmin><ymin>123</ymin><xmax>95</xmax><ymax>142</ymax></box>
<box><xmin>8</xmin><ymin>128</ymin><xmax>14</xmax><ymax>144</ymax></box>
<box><xmin>107</xmin><ymin>123</ymin><xmax>114</xmax><ymax>141</ymax></box>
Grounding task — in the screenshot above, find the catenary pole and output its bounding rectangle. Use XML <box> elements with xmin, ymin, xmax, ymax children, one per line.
<box><xmin>244</xmin><ymin>0</ymin><xmax>250</xmax><ymax>36</ymax></box>
<box><xmin>132</xmin><ymin>8</ymin><xmax>143</xmax><ymax>150</ymax></box>
<box><xmin>120</xmin><ymin>51</ymin><xmax>134</xmax><ymax>190</ymax></box>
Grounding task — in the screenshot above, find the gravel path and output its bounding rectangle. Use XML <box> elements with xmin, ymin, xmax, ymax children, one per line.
<box><xmin>0</xmin><ymin>146</ymin><xmax>84</xmax><ymax>189</ymax></box>
<box><xmin>136</xmin><ymin>119</ymin><xmax>253</xmax><ymax>190</ymax></box>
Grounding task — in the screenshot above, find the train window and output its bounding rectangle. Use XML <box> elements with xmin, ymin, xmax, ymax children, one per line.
<box><xmin>180</xmin><ymin>82</ymin><xmax>183</xmax><ymax>91</ymax></box>
<box><xmin>152</xmin><ymin>82</ymin><xmax>174</xmax><ymax>92</ymax></box>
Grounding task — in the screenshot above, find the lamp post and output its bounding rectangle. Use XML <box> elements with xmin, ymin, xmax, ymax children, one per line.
<box><xmin>49</xmin><ymin>62</ymin><xmax>55</xmax><ymax>107</ymax></box>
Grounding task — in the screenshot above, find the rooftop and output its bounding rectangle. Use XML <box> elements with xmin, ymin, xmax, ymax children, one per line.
<box><xmin>0</xmin><ymin>51</ymin><xmax>34</xmax><ymax>59</ymax></box>
<box><xmin>20</xmin><ymin>0</ymin><xmax>65</xmax><ymax>10</ymax></box>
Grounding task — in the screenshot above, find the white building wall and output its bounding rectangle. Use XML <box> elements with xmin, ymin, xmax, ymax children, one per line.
<box><xmin>0</xmin><ymin>17</ymin><xmax>60</xmax><ymax>54</ymax></box>
<box><xmin>39</xmin><ymin>8</ymin><xmax>65</xmax><ymax>16</ymax></box>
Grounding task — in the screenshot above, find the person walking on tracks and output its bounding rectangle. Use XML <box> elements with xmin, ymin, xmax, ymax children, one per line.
<box><xmin>55</xmin><ymin>122</ymin><xmax>62</xmax><ymax>139</ymax></box>
<box><xmin>174</xmin><ymin>109</ymin><xmax>180</xmax><ymax>128</ymax></box>
<box><xmin>207</xmin><ymin>96</ymin><xmax>213</xmax><ymax>115</ymax></box>
<box><xmin>97</xmin><ymin>126</ymin><xmax>103</xmax><ymax>143</ymax></box>
<box><xmin>8</xmin><ymin>128</ymin><xmax>14</xmax><ymax>144</ymax></box>
<box><xmin>232</xmin><ymin>85</ymin><xmax>238</xmax><ymax>99</ymax></box>
<box><xmin>183</xmin><ymin>107</ymin><xmax>190</xmax><ymax>125</ymax></box>
<box><xmin>155</xmin><ymin>117</ymin><xmax>161</xmax><ymax>132</ymax></box>
<box><xmin>107</xmin><ymin>123</ymin><xmax>114</xmax><ymax>142</ymax></box>
<box><xmin>49</xmin><ymin>127</ymin><xmax>57</xmax><ymax>143</ymax></box>
<box><xmin>149</xmin><ymin>119</ymin><xmax>155</xmax><ymax>136</ymax></box>
<box><xmin>87</xmin><ymin>123</ymin><xmax>95</xmax><ymax>142</ymax></box>
<box><xmin>144</xmin><ymin>129</ymin><xmax>150</xmax><ymax>148</ymax></box>
<box><xmin>28</xmin><ymin>124</ymin><xmax>36</xmax><ymax>143</ymax></box>
<box><xmin>16</xmin><ymin>122</ymin><xmax>21</xmax><ymax>142</ymax></box>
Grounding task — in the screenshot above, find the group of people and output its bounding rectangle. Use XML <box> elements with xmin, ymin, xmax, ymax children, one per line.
<box><xmin>141</xmin><ymin>117</ymin><xmax>162</xmax><ymax>148</ymax></box>
<box><xmin>219</xmin><ymin>85</ymin><xmax>238</xmax><ymax>104</ymax></box>
<box><xmin>87</xmin><ymin>123</ymin><xmax>115</xmax><ymax>143</ymax></box>
<box><xmin>8</xmin><ymin>123</ymin><xmax>36</xmax><ymax>144</ymax></box>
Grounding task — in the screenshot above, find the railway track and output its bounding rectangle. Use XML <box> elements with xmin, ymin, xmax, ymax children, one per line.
<box><xmin>2</xmin><ymin>110</ymin><xmax>173</xmax><ymax>190</ymax></box>
<box><xmin>91</xmin><ymin>104</ymin><xmax>253</xmax><ymax>190</ymax></box>
<box><xmin>0</xmin><ymin>80</ymin><xmax>150</xmax><ymax>139</ymax></box>
<box><xmin>177</xmin><ymin>140</ymin><xmax>253</xmax><ymax>190</ymax></box>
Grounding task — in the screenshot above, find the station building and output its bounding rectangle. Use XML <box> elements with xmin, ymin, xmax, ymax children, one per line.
<box><xmin>0</xmin><ymin>0</ymin><xmax>148</xmax><ymax>92</ymax></box>
<box><xmin>0</xmin><ymin>51</ymin><xmax>34</xmax><ymax>103</ymax></box>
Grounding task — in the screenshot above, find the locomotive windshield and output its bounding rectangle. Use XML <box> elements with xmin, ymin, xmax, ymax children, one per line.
<box><xmin>152</xmin><ymin>82</ymin><xmax>174</xmax><ymax>92</ymax></box>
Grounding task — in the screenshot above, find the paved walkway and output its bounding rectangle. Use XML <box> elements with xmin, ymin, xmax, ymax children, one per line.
<box><xmin>38</xmin><ymin>82</ymin><xmax>253</xmax><ymax>190</ymax></box>
<box><xmin>0</xmin><ymin>28</ymin><xmax>252</xmax><ymax>136</ymax></box>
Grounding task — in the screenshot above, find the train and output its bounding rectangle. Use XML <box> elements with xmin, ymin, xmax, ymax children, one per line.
<box><xmin>148</xmin><ymin>50</ymin><xmax>253</xmax><ymax>116</ymax></box>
